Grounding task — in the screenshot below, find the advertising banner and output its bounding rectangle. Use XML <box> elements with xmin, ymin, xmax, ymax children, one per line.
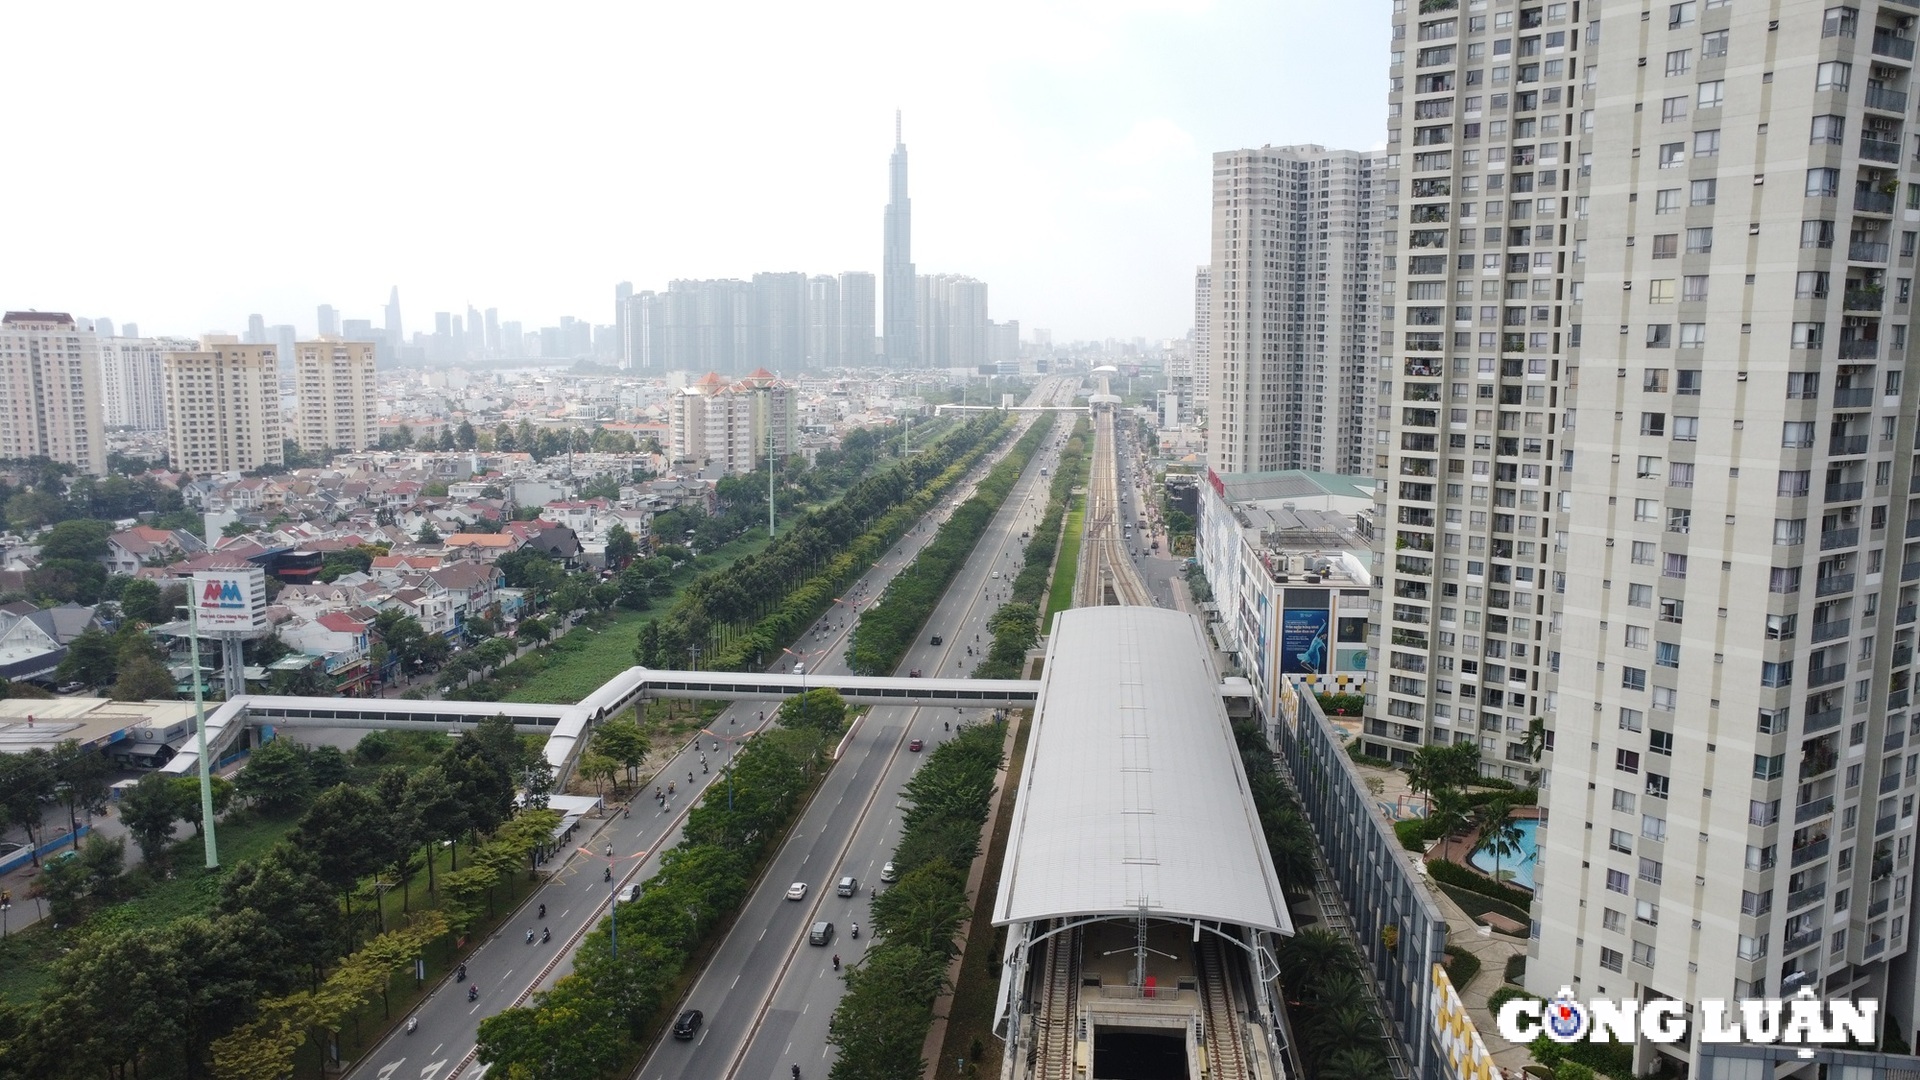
<box><xmin>1281</xmin><ymin>607</ymin><xmax>1331</xmax><ymax>675</ymax></box>
<box><xmin>193</xmin><ymin>567</ymin><xmax>267</xmax><ymax>632</ymax></box>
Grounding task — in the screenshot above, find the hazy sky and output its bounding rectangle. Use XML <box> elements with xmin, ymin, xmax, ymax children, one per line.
<box><xmin>4</xmin><ymin>1</ymin><xmax>1386</xmax><ymax>344</ymax></box>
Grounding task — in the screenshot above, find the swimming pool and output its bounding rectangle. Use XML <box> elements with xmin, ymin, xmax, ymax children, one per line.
<box><xmin>1469</xmin><ymin>816</ymin><xmax>1538</xmax><ymax>892</ymax></box>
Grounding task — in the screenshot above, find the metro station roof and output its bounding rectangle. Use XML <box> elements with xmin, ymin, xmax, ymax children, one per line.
<box><xmin>993</xmin><ymin>606</ymin><xmax>1292</xmax><ymax>934</ymax></box>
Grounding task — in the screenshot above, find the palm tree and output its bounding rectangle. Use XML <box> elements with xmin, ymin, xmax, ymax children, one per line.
<box><xmin>1430</xmin><ymin>787</ymin><xmax>1471</xmax><ymax>839</ymax></box>
<box><xmin>1475</xmin><ymin>799</ymin><xmax>1527</xmax><ymax>886</ymax></box>
<box><xmin>1310</xmin><ymin>1003</ymin><xmax>1381</xmax><ymax>1057</ymax></box>
<box><xmin>1307</xmin><ymin>970</ymin><xmax>1372</xmax><ymax>1016</ymax></box>
<box><xmin>1277</xmin><ymin>929</ymin><xmax>1355</xmax><ymax>991</ymax></box>
<box><xmin>1404</xmin><ymin>745</ymin><xmax>1444</xmax><ymax>813</ymax></box>
<box><xmin>1319</xmin><ymin>1047</ymin><xmax>1389</xmax><ymax>1080</ymax></box>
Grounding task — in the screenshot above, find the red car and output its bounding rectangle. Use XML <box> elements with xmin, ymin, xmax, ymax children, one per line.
<box><xmin>909</xmin><ymin>739</ymin><xmax>924</xmax><ymax>752</ymax></box>
<box><xmin>909</xmin><ymin>669</ymin><xmax>922</xmax><ymax>678</ymax></box>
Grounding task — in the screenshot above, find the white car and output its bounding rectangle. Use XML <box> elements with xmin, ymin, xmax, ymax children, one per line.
<box><xmin>786</xmin><ymin>882</ymin><xmax>809</xmax><ymax>901</ymax></box>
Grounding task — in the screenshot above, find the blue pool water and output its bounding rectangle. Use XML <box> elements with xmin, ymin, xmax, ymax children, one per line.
<box><xmin>1469</xmin><ymin>817</ymin><xmax>1538</xmax><ymax>892</ymax></box>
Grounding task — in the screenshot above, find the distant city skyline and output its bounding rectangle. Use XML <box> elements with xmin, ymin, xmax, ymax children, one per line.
<box><xmin>0</xmin><ymin>1</ymin><xmax>1387</xmax><ymax>341</ymax></box>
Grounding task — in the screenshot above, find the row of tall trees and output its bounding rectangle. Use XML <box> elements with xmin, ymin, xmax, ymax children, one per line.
<box><xmin>825</xmin><ymin>720</ymin><xmax>1006</xmax><ymax>1078</ymax></box>
<box><xmin>845</xmin><ymin>416</ymin><xmax>1053</xmax><ymax>675</ymax></box>
<box><xmin>635</xmin><ymin>417</ymin><xmax>1013</xmax><ymax>674</ymax></box>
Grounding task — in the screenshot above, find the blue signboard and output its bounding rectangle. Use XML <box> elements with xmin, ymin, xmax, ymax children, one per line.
<box><xmin>1281</xmin><ymin>608</ymin><xmax>1331</xmax><ymax>675</ymax></box>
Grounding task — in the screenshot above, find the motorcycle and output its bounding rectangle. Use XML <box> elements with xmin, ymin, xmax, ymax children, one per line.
<box><xmin>538</xmin><ymin>903</ymin><xmax>546</xmax><ymax>920</ymax></box>
<box><xmin>456</xmin><ymin>964</ymin><xmax>467</xmax><ymax>983</ymax></box>
<box><xmin>406</xmin><ymin>1017</ymin><xmax>418</xmax><ymax>1036</ymax></box>
<box><xmin>851</xmin><ymin>923</ymin><xmax>860</xmax><ymax>939</ymax></box>
<box><xmin>468</xmin><ymin>985</ymin><xmax>479</xmax><ymax>1002</ymax></box>
<box><xmin>541</xmin><ymin>927</ymin><xmax>550</xmax><ymax>944</ymax></box>
<box><xmin>525</xmin><ymin>929</ymin><xmax>535</xmax><ymax>944</ymax></box>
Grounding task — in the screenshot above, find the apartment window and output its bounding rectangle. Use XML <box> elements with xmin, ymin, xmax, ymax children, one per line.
<box><xmin>1801</xmin><ymin>219</ymin><xmax>1835</xmax><ymax>248</ymax></box>
<box><xmin>1632</xmin><ymin>541</ymin><xmax>1658</xmax><ymax>565</ymax></box>
<box><xmin>1655</xmin><ymin>188</ymin><xmax>1681</xmax><ymax>214</ymax></box>
<box><xmin>1790</xmin><ymin>323</ymin><xmax>1825</xmax><ymax>350</ymax></box>
<box><xmin>1697</xmin><ymin>81</ymin><xmax>1724</xmax><ymax>110</ymax></box>
<box><xmin>1669</xmin><ymin>462</ymin><xmax>1695</xmax><ymax>488</ymax></box>
<box><xmin>1795</xmin><ymin>271</ymin><xmax>1830</xmax><ymax>298</ymax></box>
<box><xmin>1650</xmin><ymin>279</ymin><xmax>1677</xmax><ymax>303</ymax></box>
<box><xmin>1647</xmin><ymin>773</ymin><xmax>1671</xmax><ymax>799</ymax></box>
<box><xmin>1652</xmin><ymin>233</ymin><xmax>1679</xmax><ymax>259</ymax></box>
<box><xmin>1692</xmin><ymin>178</ymin><xmax>1718</xmax><ymax>206</ymax></box>
<box><xmin>1613</xmin><ymin>789</ymin><xmax>1638</xmax><ymax>813</ymax></box>
<box><xmin>1633</xmin><ymin>501</ymin><xmax>1659</xmax><ymax>525</ymax></box>
<box><xmin>1754</xmin><ymin>753</ymin><xmax>1785</xmax><ymax>779</ymax></box>
<box><xmin>1600</xmin><ymin>947</ymin><xmax>1625</xmax><ymax>973</ymax></box>
<box><xmin>1811</xmin><ymin>115</ymin><xmax>1847</xmax><ymax>145</ymax></box>
<box><xmin>1758</xmin><ymin>707</ymin><xmax>1788</xmax><ymax>734</ymax></box>
<box><xmin>1610</xmin><ymin>829</ymin><xmax>1634</xmax><ymax>853</ymax></box>
<box><xmin>1679</xmin><ymin>323</ymin><xmax>1706</xmax><ymax>348</ymax></box>
<box><xmin>1625</xmin><ymin>625</ymin><xmax>1651</xmax><ymax>650</ymax></box>
<box><xmin>1738</xmin><ymin>933</ymin><xmax>1767</xmax><ymax>960</ymax></box>
<box><xmin>1685</xmin><ymin>227</ymin><xmax>1713</xmax><ymax>254</ymax></box>
<box><xmin>1817</xmin><ymin>61</ymin><xmax>1852</xmax><ymax>91</ymax></box>
<box><xmin>1666</xmin><ymin>49</ymin><xmax>1692</xmax><ymax>76</ymax></box>
<box><xmin>1806</xmin><ymin>168</ymin><xmax>1841</xmax><ymax>197</ymax></box>
<box><xmin>1660</xmin><ymin>142</ymin><xmax>1687</xmax><ymax>169</ymax></box>
<box><xmin>1641</xmin><ymin>412</ymin><xmax>1667</xmax><ymax>436</ymax></box>
<box><xmin>1673</xmin><ymin>415</ymin><xmax>1699</xmax><ymax>441</ymax></box>
<box><xmin>1639</xmin><ymin>857</ymin><xmax>1665</xmax><ymax>884</ymax></box>
<box><xmin>1603</xmin><ymin>907</ymin><xmax>1627</xmax><ymax>932</ymax></box>
<box><xmin>1607</xmin><ymin>868</ymin><xmax>1631</xmax><ymax>894</ymax></box>
<box><xmin>1660</xmin><ymin>96</ymin><xmax>1687</xmax><ymax>123</ymax></box>
<box><xmin>1702</xmin><ymin>29</ymin><xmax>1729</xmax><ymax>57</ymax></box>
<box><xmin>1652</xmin><ymin>685</ymin><xmax>1678</xmax><ymax>711</ymax></box>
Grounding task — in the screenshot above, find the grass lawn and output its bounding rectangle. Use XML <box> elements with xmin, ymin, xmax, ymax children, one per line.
<box><xmin>0</xmin><ymin>809</ymin><xmax>300</xmax><ymax>1005</ymax></box>
<box><xmin>1047</xmin><ymin>504</ymin><xmax>1083</xmax><ymax>620</ymax></box>
<box><xmin>503</xmin><ymin>528</ymin><xmax>776</xmax><ymax>705</ymax></box>
<box><xmin>935</xmin><ymin>712</ymin><xmax>1031</xmax><ymax>1080</ymax></box>
<box><xmin>1434</xmin><ymin>881</ymin><xmax>1531</xmax><ymax>937</ymax></box>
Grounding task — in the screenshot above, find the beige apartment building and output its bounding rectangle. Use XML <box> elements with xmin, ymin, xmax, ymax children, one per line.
<box><xmin>0</xmin><ymin>311</ymin><xmax>107</xmax><ymax>474</ymax></box>
<box><xmin>294</xmin><ymin>338</ymin><xmax>378</xmax><ymax>454</ymax></box>
<box><xmin>163</xmin><ymin>336</ymin><xmax>282</xmax><ymax>476</ymax></box>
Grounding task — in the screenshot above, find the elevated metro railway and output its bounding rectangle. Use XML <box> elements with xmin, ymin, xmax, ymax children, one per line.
<box><xmin>1077</xmin><ymin>373</ymin><xmax>1155</xmax><ymax>607</ymax></box>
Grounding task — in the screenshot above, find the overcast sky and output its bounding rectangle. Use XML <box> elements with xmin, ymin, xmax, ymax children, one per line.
<box><xmin>4</xmin><ymin>0</ymin><xmax>1386</xmax><ymax>345</ymax></box>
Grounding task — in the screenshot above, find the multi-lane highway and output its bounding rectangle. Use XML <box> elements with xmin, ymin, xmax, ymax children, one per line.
<box><xmin>636</xmin><ymin>377</ymin><xmax>1077</xmax><ymax>1080</ymax></box>
<box><xmin>349</xmin><ymin>377</ymin><xmax>1078</xmax><ymax>1080</ymax></box>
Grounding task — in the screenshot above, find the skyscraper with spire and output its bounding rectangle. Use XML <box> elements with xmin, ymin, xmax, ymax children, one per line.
<box><xmin>882</xmin><ymin>111</ymin><xmax>916</xmax><ymax>367</ymax></box>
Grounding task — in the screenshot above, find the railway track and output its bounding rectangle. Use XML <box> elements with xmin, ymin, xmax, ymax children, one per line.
<box><xmin>1076</xmin><ymin>403</ymin><xmax>1154</xmax><ymax>608</ymax></box>
<box><xmin>1030</xmin><ymin>925</ymin><xmax>1082</xmax><ymax>1080</ymax></box>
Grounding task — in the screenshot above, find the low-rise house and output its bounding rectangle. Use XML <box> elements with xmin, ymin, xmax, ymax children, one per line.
<box><xmin>105</xmin><ymin>527</ymin><xmax>207</xmax><ymax>576</ymax></box>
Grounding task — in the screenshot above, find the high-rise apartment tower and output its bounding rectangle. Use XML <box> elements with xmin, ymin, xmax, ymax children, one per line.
<box><xmin>163</xmin><ymin>337</ymin><xmax>282</xmax><ymax>476</ymax></box>
<box><xmin>0</xmin><ymin>312</ymin><xmax>106</xmax><ymax>473</ymax></box>
<box><xmin>1207</xmin><ymin>145</ymin><xmax>1382</xmax><ymax>476</ymax></box>
<box><xmin>294</xmin><ymin>339</ymin><xmax>378</xmax><ymax>455</ymax></box>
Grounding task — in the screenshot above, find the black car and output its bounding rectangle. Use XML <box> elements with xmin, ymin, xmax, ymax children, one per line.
<box><xmin>930</xmin><ymin>635</ymin><xmax>944</xmax><ymax>646</ymax></box>
<box><xmin>673</xmin><ymin>1009</ymin><xmax>703</xmax><ymax>1040</ymax></box>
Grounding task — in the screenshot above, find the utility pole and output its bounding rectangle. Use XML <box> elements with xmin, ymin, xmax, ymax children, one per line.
<box><xmin>184</xmin><ymin>601</ymin><xmax>219</xmax><ymax>869</ymax></box>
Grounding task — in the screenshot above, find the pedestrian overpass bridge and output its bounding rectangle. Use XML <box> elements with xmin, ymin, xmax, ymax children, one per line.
<box><xmin>159</xmin><ymin>665</ymin><xmax>1254</xmax><ymax>781</ymax></box>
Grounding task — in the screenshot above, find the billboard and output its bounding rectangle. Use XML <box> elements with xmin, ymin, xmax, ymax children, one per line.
<box><xmin>193</xmin><ymin>567</ymin><xmax>267</xmax><ymax>632</ymax></box>
<box><xmin>1281</xmin><ymin>607</ymin><xmax>1331</xmax><ymax>675</ymax></box>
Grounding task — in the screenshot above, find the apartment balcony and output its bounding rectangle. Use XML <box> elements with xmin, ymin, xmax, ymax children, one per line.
<box><xmin>1784</xmin><ymin>926</ymin><xmax>1824</xmax><ymax>954</ymax></box>
<box><xmin>1843</xmin><ymin>289</ymin><xmax>1887</xmax><ymax>311</ymax></box>
<box><xmin>1792</xmin><ymin>837</ymin><xmax>1832</xmax><ymax>866</ymax></box>
<box><xmin>1850</xmin><ymin>241</ymin><xmax>1892</xmax><ymax>263</ymax></box>
<box><xmin>1895</xmin><ymin>644</ymin><xmax>1914</xmax><ymax>667</ymax></box>
<box><xmin>1855</xmin><ymin>190</ymin><xmax>1898</xmax><ymax>214</ymax></box>
<box><xmin>1867</xmin><ymin>85</ymin><xmax>1911</xmax><ymax>112</ymax></box>
<box><xmin>1838</xmin><ymin>340</ymin><xmax>1881</xmax><ymax>360</ymax></box>
<box><xmin>1878</xmin><ymin>813</ymin><xmax>1900</xmax><ymax>835</ymax></box>
<box><xmin>1807</xmin><ymin>663</ymin><xmax>1849</xmax><ymax>687</ymax></box>
<box><xmin>1861</xmin><ymin>136</ymin><xmax>1903</xmax><ymax>163</ymax></box>
<box><xmin>1796</xmin><ymin>794</ymin><xmax>1837</xmax><ymax>823</ymax></box>
<box><xmin>1900</xmin><ymin>604</ymin><xmax>1919</xmax><ymax>625</ymax></box>
<box><xmin>1830</xmin><ymin>434</ymin><xmax>1871</xmax><ymax>455</ymax></box>
<box><xmin>1870</xmin><ymin>896</ymin><xmax>1892</xmax><ymax>917</ymax></box>
<box><xmin>1873</xmin><ymin>29</ymin><xmax>1917</xmax><ymax>61</ymax></box>
<box><xmin>1904</xmin><ymin>561</ymin><xmax>1920</xmax><ymax>580</ymax></box>
<box><xmin>1812</xmin><ymin>618</ymin><xmax>1852</xmax><ymax>642</ymax></box>
<box><xmin>1816</xmin><ymin>573</ymin><xmax>1856</xmax><ymax>596</ymax></box>
<box><xmin>1832</xmin><ymin>385</ymin><xmax>1876</xmax><ymax>405</ymax></box>
<box><xmin>1787</xmin><ymin>881</ymin><xmax>1828</xmax><ymax>910</ymax></box>
<box><xmin>1890</xmin><ymin>688</ymin><xmax>1911</xmax><ymax>709</ymax></box>
<box><xmin>1884</xmin><ymin>770</ymin><xmax>1906</xmax><ymax>794</ymax></box>
<box><xmin>1805</xmin><ymin>708</ymin><xmax>1844</xmax><ymax>733</ymax></box>
<box><xmin>1821</xmin><ymin>527</ymin><xmax>1860</xmax><ymax>550</ymax></box>
<box><xmin>1826</xmin><ymin>480</ymin><xmax>1865</xmax><ymax>502</ymax></box>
